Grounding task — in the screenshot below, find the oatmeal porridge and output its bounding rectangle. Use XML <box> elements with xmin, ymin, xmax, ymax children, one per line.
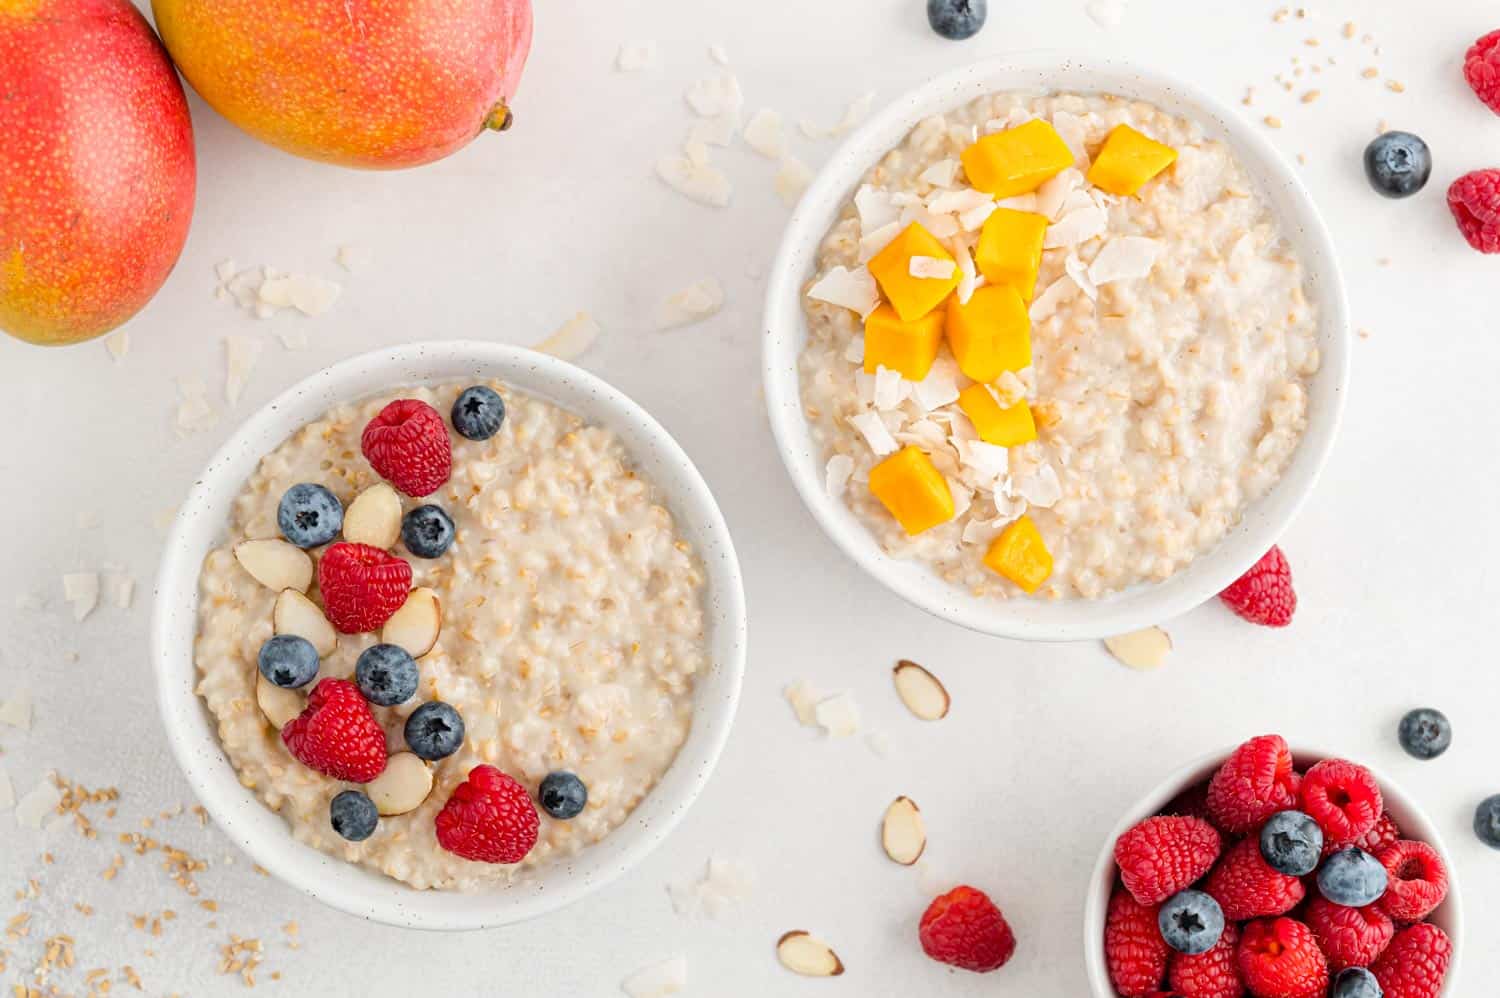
<box><xmin>799</xmin><ymin>91</ymin><xmax>1321</xmax><ymax>600</ymax></box>
<box><xmin>194</xmin><ymin>380</ymin><xmax>707</xmax><ymax>890</ymax></box>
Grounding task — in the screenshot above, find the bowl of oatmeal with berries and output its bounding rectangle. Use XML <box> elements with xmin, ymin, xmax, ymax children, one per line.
<box><xmin>763</xmin><ymin>55</ymin><xmax>1349</xmax><ymax>640</ymax></box>
<box><xmin>152</xmin><ymin>342</ymin><xmax>746</xmax><ymax>929</ymax></box>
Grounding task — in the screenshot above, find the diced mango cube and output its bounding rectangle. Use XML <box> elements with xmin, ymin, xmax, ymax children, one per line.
<box><xmin>868</xmin><ymin>446</ymin><xmax>954</xmax><ymax>536</ymax></box>
<box><xmin>983</xmin><ymin>515</ymin><xmax>1053</xmax><ymax>593</ymax></box>
<box><xmin>975</xmin><ymin>208</ymin><xmax>1048</xmax><ymax>301</ymax></box>
<box><xmin>944</xmin><ymin>285</ymin><xmax>1031</xmax><ymax>383</ymax></box>
<box><xmin>867</xmin><ymin>223</ymin><xmax>962</xmax><ymax>322</ymax></box>
<box><xmin>960</xmin><ymin>119</ymin><xmax>1075</xmax><ymax>198</ymax></box>
<box><xmin>862</xmin><ymin>304</ymin><xmax>945</xmax><ymax>380</ymax></box>
<box><xmin>1086</xmin><ymin>124</ymin><xmax>1178</xmax><ymax>197</ymax></box>
<box><xmin>957</xmin><ymin>384</ymin><xmax>1038</xmax><ymax>447</ymax></box>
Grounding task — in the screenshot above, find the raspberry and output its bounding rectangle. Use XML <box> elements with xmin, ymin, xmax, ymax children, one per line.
<box><xmin>1202</xmin><ymin>836</ymin><xmax>1305</xmax><ymax>921</ymax></box>
<box><xmin>317</xmin><ymin>542</ymin><xmax>412</xmax><ymax>634</ymax></box>
<box><xmin>1464</xmin><ymin>29</ymin><xmax>1500</xmax><ymax>115</ymax></box>
<box><xmin>1206</xmin><ymin>735</ymin><xmax>1300</xmax><ymax>835</ymax></box>
<box><xmin>1299</xmin><ymin>759</ymin><xmax>1382</xmax><ymax>847</ymax></box>
<box><xmin>360</xmin><ymin>399</ymin><xmax>453</xmax><ymax>497</ymax></box>
<box><xmin>1218</xmin><ymin>547</ymin><xmax>1296</xmax><ymax>627</ymax></box>
<box><xmin>280</xmin><ymin>678</ymin><xmax>388</xmax><ymax>783</ymax></box>
<box><xmin>1448</xmin><ymin>170</ymin><xmax>1500</xmax><ymax>254</ymax></box>
<box><xmin>1376</xmin><ymin>840</ymin><xmax>1449</xmax><ymax>923</ymax></box>
<box><xmin>1236</xmin><ymin>918</ymin><xmax>1328</xmax><ymax>998</ymax></box>
<box><xmin>434</xmin><ymin>765</ymin><xmax>539</xmax><ymax>864</ymax></box>
<box><xmin>1114</xmin><ymin>815</ymin><xmax>1223</xmax><ymax>906</ymax></box>
<box><xmin>1168</xmin><ymin>921</ymin><xmax>1241</xmax><ymax>998</ymax></box>
<box><xmin>917</xmin><ymin>885</ymin><xmax>1017</xmax><ymax>973</ymax></box>
<box><xmin>1371</xmin><ymin>923</ymin><xmax>1452</xmax><ymax>998</ymax></box>
<box><xmin>1304</xmin><ymin>896</ymin><xmax>1394</xmax><ymax>971</ymax></box>
<box><xmin>1338</xmin><ymin>810</ymin><xmax>1400</xmax><ymax>858</ymax></box>
<box><xmin>1105</xmin><ymin>887</ymin><xmax>1168</xmax><ymax>997</ymax></box>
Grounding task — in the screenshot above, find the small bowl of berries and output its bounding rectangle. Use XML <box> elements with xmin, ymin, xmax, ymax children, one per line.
<box><xmin>1084</xmin><ymin>735</ymin><xmax>1463</xmax><ymax>998</ymax></box>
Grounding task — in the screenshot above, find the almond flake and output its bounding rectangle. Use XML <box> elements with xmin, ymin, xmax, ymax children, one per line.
<box><xmin>908</xmin><ymin>256</ymin><xmax>957</xmax><ymax>280</ymax></box>
<box><xmin>104</xmin><ymin>331</ymin><xmax>129</xmax><ymax>363</ymax></box>
<box><xmin>813</xmin><ymin>691</ymin><xmax>860</xmax><ymax>738</ymax></box>
<box><xmin>825</xmin><ymin>454</ymin><xmax>854</xmax><ymax>497</ymax></box>
<box><xmin>16</xmin><ymin>778</ymin><xmax>60</xmax><ymax>830</ymax></box>
<box><xmin>658</xmin><ymin>278</ymin><xmax>725</xmax><ymax>329</ymax></box>
<box><xmin>892</xmin><ymin>661</ymin><xmax>950</xmax><ymax>720</ymax></box>
<box><xmin>685</xmin><ymin>72</ymin><xmax>743</xmax><ymax>117</ymax></box>
<box><xmin>0</xmin><ymin>690</ymin><xmax>31</xmax><ymax>731</ymax></box>
<box><xmin>850</xmin><ymin>411</ymin><xmax>898</xmax><ymax>456</ymax></box>
<box><xmin>743</xmin><ymin>108</ymin><xmax>786</xmax><ymax>159</ymax></box>
<box><xmin>775</xmin><ymin>155</ymin><xmax>814</xmax><ymax>205</ymax></box>
<box><xmin>806</xmin><ymin>265</ymin><xmax>879</xmax><ymax>318</ymax></box>
<box><xmin>1088</xmin><ymin>236</ymin><xmax>1163</xmax><ymax>285</ymax></box>
<box><xmin>1104</xmin><ymin>626</ymin><xmax>1173</xmax><ymax>670</ymax></box>
<box><xmin>621</xmin><ymin>956</ymin><xmax>686</xmax><ymax>998</ymax></box>
<box><xmin>881</xmin><ymin>796</ymin><xmax>927</xmax><ymax>865</ymax></box>
<box><xmin>776</xmin><ymin>932</ymin><xmax>844</xmax><ymax>977</ymax></box>
<box><xmin>224</xmin><ymin>335</ymin><xmax>263</xmax><ymax>406</ymax></box>
<box><xmin>63</xmin><ymin>572</ymin><xmax>99</xmax><ymax>622</ymax></box>
<box><xmin>336</xmin><ymin>244</ymin><xmax>373</xmax><ymax>272</ymax></box>
<box><xmin>234</xmin><ymin>539</ymin><xmax>313</xmax><ymax>593</ymax></box>
<box><xmin>656</xmin><ymin>151</ymin><xmax>732</xmax><ymax>207</ymax></box>
<box><xmin>533</xmin><ymin>312</ymin><xmax>601</xmax><ymax>361</ymax></box>
<box><xmin>615</xmin><ymin>41</ymin><xmax>657</xmax><ymax>72</ymax></box>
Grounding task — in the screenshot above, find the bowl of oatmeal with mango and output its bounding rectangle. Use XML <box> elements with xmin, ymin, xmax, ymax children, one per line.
<box><xmin>764</xmin><ymin>55</ymin><xmax>1349</xmax><ymax>640</ymax></box>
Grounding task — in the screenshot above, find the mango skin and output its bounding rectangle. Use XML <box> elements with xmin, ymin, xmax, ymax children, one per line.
<box><xmin>152</xmin><ymin>0</ymin><xmax>534</xmax><ymax>170</ymax></box>
<box><xmin>0</xmin><ymin>0</ymin><xmax>196</xmax><ymax>346</ymax></box>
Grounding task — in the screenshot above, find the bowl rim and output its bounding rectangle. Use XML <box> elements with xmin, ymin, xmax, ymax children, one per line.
<box><xmin>761</xmin><ymin>52</ymin><xmax>1352</xmax><ymax>641</ymax></box>
<box><xmin>150</xmin><ymin>341</ymin><xmax>748</xmax><ymax>931</ymax></box>
<box><xmin>1080</xmin><ymin>741</ymin><xmax>1465</xmax><ymax>996</ymax></box>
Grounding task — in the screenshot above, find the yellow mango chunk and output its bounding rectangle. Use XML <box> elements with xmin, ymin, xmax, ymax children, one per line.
<box><xmin>960</xmin><ymin>119</ymin><xmax>1075</xmax><ymax>198</ymax></box>
<box><xmin>867</xmin><ymin>223</ymin><xmax>962</xmax><ymax>322</ymax></box>
<box><xmin>868</xmin><ymin>446</ymin><xmax>954</xmax><ymax>536</ymax></box>
<box><xmin>956</xmin><ymin>384</ymin><xmax>1038</xmax><ymax>447</ymax></box>
<box><xmin>944</xmin><ymin>285</ymin><xmax>1031</xmax><ymax>383</ymax></box>
<box><xmin>975</xmin><ymin>208</ymin><xmax>1048</xmax><ymax>301</ymax></box>
<box><xmin>983</xmin><ymin>515</ymin><xmax>1053</xmax><ymax>593</ymax></box>
<box><xmin>862</xmin><ymin>304</ymin><xmax>945</xmax><ymax>380</ymax></box>
<box><xmin>1086</xmin><ymin>124</ymin><xmax>1178</xmax><ymax>197</ymax></box>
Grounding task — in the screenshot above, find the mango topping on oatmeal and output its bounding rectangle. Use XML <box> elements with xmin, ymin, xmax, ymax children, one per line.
<box><xmin>944</xmin><ymin>285</ymin><xmax>1032</xmax><ymax>383</ymax></box>
<box><xmin>868</xmin><ymin>222</ymin><xmax>962</xmax><ymax>321</ymax></box>
<box><xmin>957</xmin><ymin>384</ymin><xmax>1038</xmax><ymax>448</ymax></box>
<box><xmin>959</xmin><ymin>118</ymin><xmax>1074</xmax><ymax>197</ymax></box>
<box><xmin>1086</xmin><ymin>124</ymin><xmax>1179</xmax><ymax>196</ymax></box>
<box><xmin>868</xmin><ymin>446</ymin><xmax>955</xmax><ymax>536</ymax></box>
<box><xmin>863</xmin><ymin>303</ymin><xmax>946</xmax><ymax>380</ymax></box>
<box><xmin>983</xmin><ymin>516</ymin><xmax>1053</xmax><ymax>593</ymax></box>
<box><xmin>974</xmin><ymin>208</ymin><xmax>1049</xmax><ymax>301</ymax></box>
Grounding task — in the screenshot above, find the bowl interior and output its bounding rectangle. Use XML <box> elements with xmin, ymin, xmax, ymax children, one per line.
<box><xmin>763</xmin><ymin>54</ymin><xmax>1350</xmax><ymax>641</ymax></box>
<box><xmin>151</xmin><ymin>342</ymin><xmax>747</xmax><ymax>930</ymax></box>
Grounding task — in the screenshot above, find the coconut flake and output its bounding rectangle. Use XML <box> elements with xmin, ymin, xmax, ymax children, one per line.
<box><xmin>872</xmin><ymin>366</ymin><xmax>905</xmax><ymax>410</ymax></box>
<box><xmin>1050</xmin><ymin>113</ymin><xmax>1092</xmax><ymax>169</ymax></box>
<box><xmin>957</xmin><ymin>438</ymin><xmax>1010</xmax><ymax>487</ymax></box>
<box><xmin>855</xmin><ymin>185</ymin><xmax>900</xmax><ymax>232</ymax></box>
<box><xmin>687</xmin><ymin>112</ymin><xmax>739</xmax><ymax>147</ymax></box>
<box><xmin>843</xmin><ymin>335</ymin><xmax>865</xmax><ymax>364</ymax></box>
<box><xmin>0</xmin><ymin>765</ymin><xmax>12</xmax><ymax>812</ymax></box>
<box><xmin>806</xmin><ymin>265</ymin><xmax>879</xmax><ymax>319</ymax></box>
<box><xmin>784</xmin><ymin>680</ymin><xmax>823</xmax><ymax>726</ymax></box>
<box><xmin>621</xmin><ymin>956</ymin><xmax>686</xmax><ymax>998</ymax></box>
<box><xmin>899</xmin><ymin>203</ymin><xmax>959</xmax><ymax>240</ymax></box>
<box><xmin>993</xmin><ymin>370</ymin><xmax>1027</xmax><ymax>408</ymax></box>
<box><xmin>858</xmin><ymin>221</ymin><xmax>901</xmax><ymax>263</ymax></box>
<box><xmin>258</xmin><ymin>274</ymin><xmax>341</xmax><ymax>316</ymax></box>
<box><xmin>0</xmin><ymin>690</ymin><xmax>31</xmax><ymax>731</ymax></box>
<box><xmin>667</xmin><ymin>857</ymin><xmax>754</xmax><ymax>919</ymax></box>
<box><xmin>15</xmin><ymin>777</ymin><xmax>59</xmax><ymax>830</ymax></box>
<box><xmin>850</xmin><ymin>412</ymin><xmax>898</xmax><ymax>456</ymax></box>
<box><xmin>656</xmin><ymin>149</ymin><xmax>733</xmax><ymax>208</ymax></box>
<box><xmin>63</xmin><ymin>572</ymin><xmax>99</xmax><ymax>622</ymax></box>
<box><xmin>1065</xmin><ymin>253</ymin><xmax>1099</xmax><ymax>300</ymax></box>
<box><xmin>743</xmin><ymin>109</ymin><xmax>786</xmax><ymax>159</ymax></box>
<box><xmin>954</xmin><ymin>243</ymin><xmax>982</xmax><ymax>304</ymax></box>
<box><xmin>908</xmin><ymin>256</ymin><xmax>957</xmax><ymax>281</ymax></box>
<box><xmin>174</xmin><ymin>376</ymin><xmax>217</xmax><ymax>435</ymax></box>
<box><xmin>278</xmin><ymin>328</ymin><xmax>309</xmax><ymax>351</ymax></box>
<box><xmin>104</xmin><ymin>331</ymin><xmax>129</xmax><ymax>363</ymax></box>
<box><xmin>814</xmin><ymin>692</ymin><xmax>860</xmax><ymax>737</ymax></box>
<box><xmin>1015</xmin><ymin>463</ymin><xmax>1063</xmax><ymax>508</ymax></box>
<box><xmin>1029</xmin><ymin>276</ymin><xmax>1079</xmax><ymax>321</ymax></box>
<box><xmin>947</xmin><ymin>478</ymin><xmax>973</xmax><ymax>518</ymax></box>
<box><xmin>912</xmin><ymin>357</ymin><xmax>960</xmax><ymax>412</ymax></box>
<box><xmin>1089</xmin><ymin>237</ymin><xmax>1164</xmax><ymax>285</ymax></box>
<box><xmin>825</xmin><ymin>455</ymin><xmax>855</xmax><ymax>497</ymax></box>
<box><xmin>224</xmin><ymin>335</ymin><xmax>263</xmax><ymax>406</ymax></box>
<box><xmin>109</xmin><ymin>574</ymin><xmax>135</xmax><ymax>610</ymax></box>
<box><xmin>534</xmin><ymin>312</ymin><xmax>601</xmax><ymax>360</ymax></box>
<box><xmin>616</xmin><ymin>41</ymin><xmax>658</xmax><ymax>72</ymax></box>
<box><xmin>1087</xmin><ymin>0</ymin><xmax>1127</xmax><ymax>27</ymax></box>
<box><xmin>832</xmin><ymin>91</ymin><xmax>875</xmax><ymax>135</ymax></box>
<box><xmin>658</xmin><ymin>278</ymin><xmax>725</xmax><ymax>329</ymax></box>
<box><xmin>957</xmin><ymin>200</ymin><xmax>997</xmax><ymax>232</ymax></box>
<box><xmin>918</xmin><ymin>159</ymin><xmax>959</xmax><ymax>187</ymax></box>
<box><xmin>685</xmin><ymin>72</ymin><xmax>743</xmax><ymax>117</ymax></box>
<box><xmin>925</xmin><ymin>188</ymin><xmax>992</xmax><ymax>217</ymax></box>
<box><xmin>775</xmin><ymin>156</ymin><xmax>814</xmax><ymax>205</ymax></box>
<box><xmin>1044</xmin><ymin>203</ymin><xmax>1108</xmax><ymax>248</ymax></box>
<box><xmin>1036</xmin><ymin>168</ymin><xmax>1083</xmax><ymax>221</ymax></box>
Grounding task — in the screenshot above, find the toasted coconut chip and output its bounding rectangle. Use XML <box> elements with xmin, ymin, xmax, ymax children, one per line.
<box><xmin>1089</xmin><ymin>236</ymin><xmax>1164</xmax><ymax>285</ymax></box>
<box><xmin>958</xmin><ymin>200</ymin><xmax>997</xmax><ymax>232</ymax></box>
<box><xmin>1086</xmin><ymin>0</ymin><xmax>1127</xmax><ymax>27</ymax></box>
<box><xmin>658</xmin><ymin>278</ymin><xmax>725</xmax><ymax>329</ymax></box>
<box><xmin>825</xmin><ymin>454</ymin><xmax>855</xmax><ymax>497</ymax></box>
<box><xmin>957</xmin><ymin>438</ymin><xmax>1010</xmax><ymax>490</ymax></box>
<box><xmin>743</xmin><ymin>108</ymin><xmax>786</xmax><ymax>159</ymax></box>
<box><xmin>616</xmin><ymin>41</ymin><xmax>658</xmax><ymax>72</ymax></box>
<box><xmin>534</xmin><ymin>312</ymin><xmax>602</xmax><ymax>361</ymax></box>
<box><xmin>685</xmin><ymin>72</ymin><xmax>743</xmax><ymax>117</ymax></box>
<box><xmin>1104</xmin><ymin>627</ymin><xmax>1173</xmax><ymax>670</ymax></box>
<box><xmin>893</xmin><ymin>661</ymin><xmax>950</xmax><ymax>720</ymax></box>
<box><xmin>806</xmin><ymin>265</ymin><xmax>879</xmax><ymax>318</ymax></box>
<box><xmin>881</xmin><ymin>796</ymin><xmax>928</xmax><ymax>865</ymax></box>
<box><xmin>776</xmin><ymin>932</ymin><xmax>844</xmax><ymax>977</ymax></box>
<box><xmin>800</xmin><ymin>91</ymin><xmax>875</xmax><ymax>139</ymax></box>
<box><xmin>621</xmin><ymin>955</ymin><xmax>687</xmax><ymax>998</ymax></box>
<box><xmin>656</xmin><ymin>151</ymin><xmax>733</xmax><ymax>208</ymax></box>
<box><xmin>0</xmin><ymin>689</ymin><xmax>32</xmax><ymax>730</ymax></box>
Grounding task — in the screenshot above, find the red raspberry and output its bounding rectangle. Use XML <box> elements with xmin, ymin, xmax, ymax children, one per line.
<box><xmin>1114</xmin><ymin>815</ymin><xmax>1223</xmax><ymax>906</ymax></box>
<box><xmin>1202</xmin><ymin>837</ymin><xmax>1305</xmax><ymax>921</ymax></box>
<box><xmin>1448</xmin><ymin>170</ymin><xmax>1500</xmax><ymax>254</ymax></box>
<box><xmin>1304</xmin><ymin>896</ymin><xmax>1394</xmax><ymax>971</ymax></box>
<box><xmin>1299</xmin><ymin>759</ymin><xmax>1382</xmax><ymax>847</ymax></box>
<box><xmin>1218</xmin><ymin>547</ymin><xmax>1296</xmax><ymax>627</ymax></box>
<box><xmin>1236</xmin><ymin>918</ymin><xmax>1328</xmax><ymax>998</ymax></box>
<box><xmin>280</xmin><ymin>678</ymin><xmax>388</xmax><ymax>783</ymax></box>
<box><xmin>1105</xmin><ymin>887</ymin><xmax>1168</xmax><ymax>997</ymax></box>
<box><xmin>1337</xmin><ymin>810</ymin><xmax>1400</xmax><ymax>858</ymax></box>
<box><xmin>1168</xmin><ymin>921</ymin><xmax>1242</xmax><ymax>998</ymax></box>
<box><xmin>1206</xmin><ymin>735</ymin><xmax>1300</xmax><ymax>835</ymax></box>
<box><xmin>917</xmin><ymin>885</ymin><xmax>1016</xmax><ymax>973</ymax></box>
<box><xmin>1464</xmin><ymin>30</ymin><xmax>1500</xmax><ymax>114</ymax></box>
<box><xmin>1371</xmin><ymin>923</ymin><xmax>1452</xmax><ymax>998</ymax></box>
<box><xmin>1376</xmin><ymin>840</ymin><xmax>1449</xmax><ymax>923</ymax></box>
<box><xmin>317</xmin><ymin>542</ymin><xmax>412</xmax><ymax>634</ymax></box>
<box><xmin>360</xmin><ymin>399</ymin><xmax>453</xmax><ymax>497</ymax></box>
<box><xmin>434</xmin><ymin>765</ymin><xmax>540</xmax><ymax>864</ymax></box>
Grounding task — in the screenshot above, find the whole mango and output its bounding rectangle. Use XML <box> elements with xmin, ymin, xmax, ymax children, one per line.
<box><xmin>152</xmin><ymin>0</ymin><xmax>534</xmax><ymax>170</ymax></box>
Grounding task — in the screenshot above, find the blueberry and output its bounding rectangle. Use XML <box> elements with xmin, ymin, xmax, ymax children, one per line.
<box><xmin>451</xmin><ymin>385</ymin><xmax>506</xmax><ymax>441</ymax></box>
<box><xmin>1363</xmin><ymin>131</ymin><xmax>1431</xmax><ymax>199</ymax></box>
<box><xmin>1259</xmin><ymin>810</ymin><xmax>1324</xmax><ymax>876</ymax></box>
<box><xmin>257</xmin><ymin>635</ymin><xmax>320</xmax><ymax>689</ymax></box>
<box><xmin>277</xmin><ymin>483</ymin><xmax>344</xmax><ymax>548</ymax></box>
<box><xmin>404</xmin><ymin>701</ymin><xmax>465</xmax><ymax>761</ymax></box>
<box><xmin>1397</xmin><ymin>707</ymin><xmax>1451</xmax><ymax>760</ymax></box>
<box><xmin>1475</xmin><ymin>794</ymin><xmax>1500</xmax><ymax>849</ymax></box>
<box><xmin>1318</xmin><ymin>847</ymin><xmax>1389</xmax><ymax>907</ymax></box>
<box><xmin>926</xmin><ymin>0</ymin><xmax>986</xmax><ymax>40</ymax></box>
<box><xmin>1333</xmin><ymin>966</ymin><xmax>1384</xmax><ymax>998</ymax></box>
<box><xmin>401</xmin><ymin>505</ymin><xmax>455</xmax><ymax>559</ymax></box>
<box><xmin>538</xmin><ymin>772</ymin><xmax>588</xmax><ymax>820</ymax></box>
<box><xmin>329</xmin><ymin>790</ymin><xmax>378</xmax><ymax>842</ymax></box>
<box><xmin>355</xmin><ymin>644</ymin><xmax>419</xmax><ymax>707</ymax></box>
<box><xmin>1156</xmin><ymin>889</ymin><xmax>1224</xmax><ymax>955</ymax></box>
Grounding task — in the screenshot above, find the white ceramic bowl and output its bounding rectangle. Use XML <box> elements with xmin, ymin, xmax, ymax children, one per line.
<box><xmin>1082</xmin><ymin>743</ymin><xmax>1464</xmax><ymax>996</ymax></box>
<box><xmin>762</xmin><ymin>54</ymin><xmax>1351</xmax><ymax>641</ymax></box>
<box><xmin>151</xmin><ymin>342</ymin><xmax>747</xmax><ymax>930</ymax></box>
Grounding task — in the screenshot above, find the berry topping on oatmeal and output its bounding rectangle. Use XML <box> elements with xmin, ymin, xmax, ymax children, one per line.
<box><xmin>277</xmin><ymin>482</ymin><xmax>344</xmax><ymax>548</ymax></box>
<box><xmin>538</xmin><ymin>771</ymin><xmax>588</xmax><ymax>820</ymax></box>
<box><xmin>257</xmin><ymin>634</ymin><xmax>320</xmax><ymax>690</ymax></box>
<box><xmin>404</xmin><ymin>701</ymin><xmax>465</xmax><ymax>761</ymax></box>
<box><xmin>450</xmin><ymin>384</ymin><xmax>507</xmax><ymax>440</ymax></box>
<box><xmin>435</xmin><ymin>764</ymin><xmax>540</xmax><ymax>864</ymax></box>
<box><xmin>354</xmin><ymin>644</ymin><xmax>419</xmax><ymax>707</ymax></box>
<box><xmin>330</xmin><ymin>789</ymin><xmax>379</xmax><ymax>842</ymax></box>
<box><xmin>281</xmin><ymin>678</ymin><xmax>388</xmax><ymax>784</ymax></box>
<box><xmin>317</xmin><ymin>542</ymin><xmax>412</xmax><ymax>634</ymax></box>
<box><xmin>401</xmin><ymin>504</ymin><xmax>455</xmax><ymax>558</ymax></box>
<box><xmin>360</xmin><ymin>398</ymin><xmax>453</xmax><ymax>497</ymax></box>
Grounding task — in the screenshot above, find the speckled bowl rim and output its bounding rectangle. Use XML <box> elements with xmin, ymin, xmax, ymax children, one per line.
<box><xmin>1082</xmin><ymin>742</ymin><xmax>1465</xmax><ymax>996</ymax></box>
<box><xmin>762</xmin><ymin>53</ymin><xmax>1351</xmax><ymax>640</ymax></box>
<box><xmin>151</xmin><ymin>341</ymin><xmax>747</xmax><ymax>931</ymax></box>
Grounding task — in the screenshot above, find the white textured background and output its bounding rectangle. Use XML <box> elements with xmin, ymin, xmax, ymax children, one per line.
<box><xmin>2</xmin><ymin>0</ymin><xmax>1498</xmax><ymax>994</ymax></box>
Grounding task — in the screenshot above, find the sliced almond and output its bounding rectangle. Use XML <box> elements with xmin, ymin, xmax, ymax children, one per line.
<box><xmin>234</xmin><ymin>539</ymin><xmax>312</xmax><ymax>593</ymax></box>
<box><xmin>273</xmin><ymin>589</ymin><xmax>337</xmax><ymax>657</ymax></box>
<box><xmin>880</xmin><ymin>796</ymin><xmax>927</xmax><ymax>865</ymax></box>
<box><xmin>343</xmin><ymin>483</ymin><xmax>402</xmax><ymax>549</ymax></box>
<box><xmin>256</xmin><ymin>675</ymin><xmax>304</xmax><ymax>730</ymax></box>
<box><xmin>892</xmin><ymin>660</ymin><xmax>950</xmax><ymax>720</ymax></box>
<box><xmin>380</xmin><ymin>587</ymin><xmax>441</xmax><ymax>658</ymax></box>
<box><xmin>1104</xmin><ymin>626</ymin><xmax>1173</xmax><ymax>670</ymax></box>
<box><xmin>776</xmin><ymin>931</ymin><xmax>844</xmax><ymax>977</ymax></box>
<box><xmin>365</xmin><ymin>752</ymin><xmax>433</xmax><ymax>816</ymax></box>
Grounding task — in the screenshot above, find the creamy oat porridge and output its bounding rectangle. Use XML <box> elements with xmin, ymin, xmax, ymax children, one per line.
<box><xmin>800</xmin><ymin>91</ymin><xmax>1321</xmax><ymax>600</ymax></box>
<box><xmin>194</xmin><ymin>380</ymin><xmax>707</xmax><ymax>890</ymax></box>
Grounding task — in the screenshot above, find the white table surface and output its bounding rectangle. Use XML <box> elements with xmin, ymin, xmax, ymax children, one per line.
<box><xmin>3</xmin><ymin>0</ymin><xmax>1498</xmax><ymax>994</ymax></box>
